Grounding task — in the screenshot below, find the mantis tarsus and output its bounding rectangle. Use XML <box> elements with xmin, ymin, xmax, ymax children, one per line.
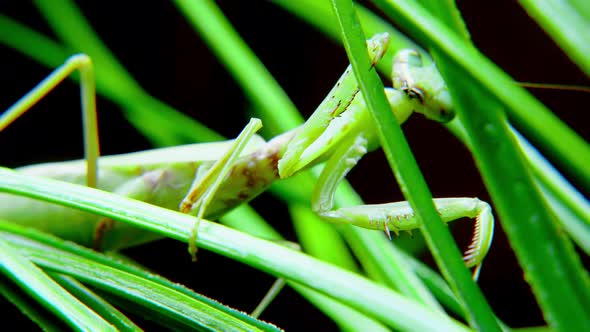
<box><xmin>0</xmin><ymin>33</ymin><xmax>494</xmax><ymax>277</ymax></box>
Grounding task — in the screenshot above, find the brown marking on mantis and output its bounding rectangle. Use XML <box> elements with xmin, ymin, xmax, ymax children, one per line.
<box><xmin>369</xmin><ymin>51</ymin><xmax>379</xmax><ymax>69</ymax></box>
<box><xmin>329</xmin><ymin>87</ymin><xmax>360</xmax><ymax>119</ymax></box>
<box><xmin>237</xmin><ymin>191</ymin><xmax>250</xmax><ymax>200</ymax></box>
<box><xmin>267</xmin><ymin>151</ymin><xmax>281</xmax><ymax>178</ymax></box>
<box><xmin>368</xmin><ymin>39</ymin><xmax>387</xmax><ymax>69</ymax></box>
<box><xmin>329</xmin><ymin>100</ymin><xmax>342</xmax><ymax>118</ymax></box>
<box><xmin>93</xmin><ymin>217</ymin><xmax>115</xmax><ymax>251</ymax></box>
<box><xmin>341</xmin><ymin>88</ymin><xmax>360</xmax><ymax>115</ymax></box>
<box><xmin>241</xmin><ymin>161</ymin><xmax>257</xmax><ymax>188</ymax></box>
<box><xmin>180</xmin><ymin>200</ymin><xmax>194</xmax><ymax>213</ymax></box>
<box><xmin>180</xmin><ymin>177</ymin><xmax>202</xmax><ymax>213</ymax></box>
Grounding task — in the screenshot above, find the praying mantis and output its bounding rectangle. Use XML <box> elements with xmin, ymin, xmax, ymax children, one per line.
<box><xmin>0</xmin><ymin>33</ymin><xmax>493</xmax><ymax>276</ymax></box>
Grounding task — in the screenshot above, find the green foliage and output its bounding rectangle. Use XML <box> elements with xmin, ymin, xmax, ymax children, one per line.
<box><xmin>0</xmin><ymin>0</ymin><xmax>588</xmax><ymax>330</ymax></box>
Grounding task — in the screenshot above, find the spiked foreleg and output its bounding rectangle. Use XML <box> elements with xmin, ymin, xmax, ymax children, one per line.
<box><xmin>311</xmin><ymin>130</ymin><xmax>494</xmax><ymax>278</ymax></box>
<box><xmin>319</xmin><ymin>198</ymin><xmax>493</xmax><ymax>269</ymax></box>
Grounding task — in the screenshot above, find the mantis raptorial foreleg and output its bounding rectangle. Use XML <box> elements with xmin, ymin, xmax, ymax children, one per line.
<box><xmin>310</xmin><ymin>129</ymin><xmax>493</xmax><ymax>272</ymax></box>
<box><xmin>278</xmin><ymin>43</ymin><xmax>494</xmax><ymax>278</ymax></box>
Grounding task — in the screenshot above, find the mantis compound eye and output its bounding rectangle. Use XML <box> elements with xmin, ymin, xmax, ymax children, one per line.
<box><xmin>392</xmin><ymin>49</ymin><xmax>456</xmax><ymax>123</ymax></box>
<box><xmin>405</xmin><ymin>86</ymin><xmax>425</xmax><ymax>104</ymax></box>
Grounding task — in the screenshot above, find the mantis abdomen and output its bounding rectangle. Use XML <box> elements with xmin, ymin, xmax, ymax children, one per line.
<box><xmin>0</xmin><ymin>133</ymin><xmax>288</xmax><ymax>250</ymax></box>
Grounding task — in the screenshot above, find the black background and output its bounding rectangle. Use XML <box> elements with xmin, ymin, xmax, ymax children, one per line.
<box><xmin>0</xmin><ymin>0</ymin><xmax>588</xmax><ymax>330</ymax></box>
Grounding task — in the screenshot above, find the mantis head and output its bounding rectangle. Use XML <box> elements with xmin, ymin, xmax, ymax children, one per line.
<box><xmin>391</xmin><ymin>49</ymin><xmax>455</xmax><ymax>123</ymax></box>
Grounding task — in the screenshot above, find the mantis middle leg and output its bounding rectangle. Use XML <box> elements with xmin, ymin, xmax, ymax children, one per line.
<box><xmin>0</xmin><ymin>54</ymin><xmax>99</xmax><ymax>188</ymax></box>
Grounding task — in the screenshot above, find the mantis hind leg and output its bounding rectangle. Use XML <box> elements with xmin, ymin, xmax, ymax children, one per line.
<box><xmin>312</xmin><ymin>131</ymin><xmax>494</xmax><ymax>279</ymax></box>
<box><xmin>0</xmin><ymin>54</ymin><xmax>106</xmax><ymax>248</ymax></box>
<box><xmin>0</xmin><ymin>54</ymin><xmax>99</xmax><ymax>188</ymax></box>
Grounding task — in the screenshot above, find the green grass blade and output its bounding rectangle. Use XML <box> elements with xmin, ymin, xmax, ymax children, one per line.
<box><xmin>49</xmin><ymin>275</ymin><xmax>142</xmax><ymax>332</ymax></box>
<box><xmin>289</xmin><ymin>203</ymin><xmax>359</xmax><ymax>273</ymax></box>
<box><xmin>438</xmin><ymin>56</ymin><xmax>590</xmax><ymax>332</ymax></box>
<box><xmin>0</xmin><ymin>221</ymin><xmax>281</xmax><ymax>331</ymax></box>
<box><xmin>456</xmin><ymin>119</ymin><xmax>590</xmax><ymax>261</ymax></box>
<box><xmin>0</xmin><ymin>237</ymin><xmax>116</xmax><ymax>331</ymax></box>
<box><xmin>0</xmin><ymin>277</ymin><xmax>65</xmax><ymax>331</ymax></box>
<box><xmin>170</xmin><ymin>2</ymin><xmax>398</xmax><ymax>325</ymax></box>
<box><xmin>1</xmin><ymin>2</ymin><xmax>441</xmax><ymax>310</ymax></box>
<box><xmin>0</xmin><ymin>13</ymin><xmax>70</xmax><ymax>68</ymax></box>
<box><xmin>0</xmin><ymin>9</ymin><xmax>389</xmax><ymax>326</ymax></box>
<box><xmin>173</xmin><ymin>0</ymin><xmax>303</xmax><ymax>136</ymax></box>
<box><xmin>0</xmin><ymin>167</ymin><xmax>471</xmax><ymax>331</ymax></box>
<box><xmin>223</xmin><ymin>206</ymin><xmax>391</xmax><ymax>331</ymax></box>
<box><xmin>512</xmin><ymin>128</ymin><xmax>590</xmax><ymax>253</ymax></box>
<box><xmin>279</xmin><ymin>174</ymin><xmax>447</xmax><ymax>310</ymax></box>
<box><xmin>190</xmin><ymin>0</ymin><xmax>442</xmax><ymax>309</ymax></box>
<box><xmin>2</xmin><ymin>2</ymin><xmax>452</xmax><ymax>328</ymax></box>
<box><xmin>371</xmin><ymin>0</ymin><xmax>590</xmax><ymax>195</ymax></box>
<box><xmin>284</xmin><ymin>285</ymin><xmax>391</xmax><ymax>332</ymax></box>
<box><xmin>1</xmin><ymin>220</ymin><xmax>282</xmax><ymax>330</ymax></box>
<box><xmin>0</xmin><ymin>14</ymin><xmax>220</xmax><ymax>145</ymax></box>
<box><xmin>404</xmin><ymin>255</ymin><xmax>464</xmax><ymax>318</ymax></box>
<box><xmin>30</xmin><ymin>0</ymin><xmax>221</xmax><ymax>144</ymax></box>
<box><xmin>448</xmin><ymin>119</ymin><xmax>590</xmax><ymax>255</ymax></box>
<box><xmin>32</xmin><ymin>0</ymin><xmax>142</xmax><ymax>99</ymax></box>
<box><xmin>369</xmin><ymin>0</ymin><xmax>590</xmax><ymax>329</ymax></box>
<box><xmin>518</xmin><ymin>0</ymin><xmax>590</xmax><ymax>76</ymax></box>
<box><xmin>271</xmin><ymin>1</ymin><xmax>590</xmax><ymax>258</ymax></box>
<box><xmin>329</xmin><ymin>1</ymin><xmax>500</xmax><ymax>330</ymax></box>
<box><xmin>173</xmin><ymin>0</ymin><xmax>442</xmax><ymax>312</ymax></box>
<box><xmin>271</xmin><ymin>0</ymin><xmax>424</xmax><ymax>75</ymax></box>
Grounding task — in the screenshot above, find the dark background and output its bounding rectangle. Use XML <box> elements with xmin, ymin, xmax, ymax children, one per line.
<box><xmin>0</xmin><ymin>0</ymin><xmax>588</xmax><ymax>330</ymax></box>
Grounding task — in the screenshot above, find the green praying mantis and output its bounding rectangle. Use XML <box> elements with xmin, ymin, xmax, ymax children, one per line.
<box><xmin>0</xmin><ymin>33</ymin><xmax>493</xmax><ymax>277</ymax></box>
